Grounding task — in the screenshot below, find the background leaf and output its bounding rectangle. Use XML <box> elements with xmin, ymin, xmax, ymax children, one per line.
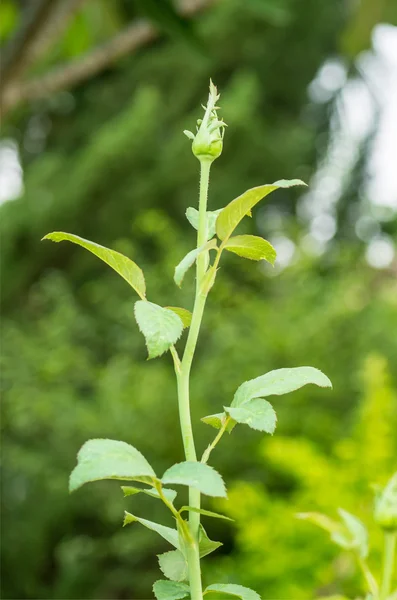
<box><xmin>69</xmin><ymin>439</ymin><xmax>155</xmax><ymax>492</ymax></box>
<box><xmin>335</xmin><ymin>509</ymin><xmax>368</xmax><ymax>558</ymax></box>
<box><xmin>123</xmin><ymin>512</ymin><xmax>181</xmax><ymax>550</ymax></box>
<box><xmin>42</xmin><ymin>232</ymin><xmax>146</xmax><ymax>299</ymax></box>
<box><xmin>224</xmin><ymin>235</ymin><xmax>276</xmax><ymax>264</ymax></box>
<box><xmin>162</xmin><ymin>461</ymin><xmax>227</xmax><ymax>498</ymax></box>
<box><xmin>216</xmin><ymin>180</ymin><xmax>306</xmax><ymax>241</ymax></box>
<box><xmin>232</xmin><ymin>366</ymin><xmax>332</xmax><ymax>407</ymax></box>
<box><xmin>225</xmin><ymin>398</ymin><xmax>277</xmax><ymax>433</ymax></box>
<box><xmin>134</xmin><ymin>301</ymin><xmax>183</xmax><ymax>359</ymax></box>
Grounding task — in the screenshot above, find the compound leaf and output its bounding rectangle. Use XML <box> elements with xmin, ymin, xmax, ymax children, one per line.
<box><xmin>123</xmin><ymin>512</ymin><xmax>181</xmax><ymax>549</ymax></box>
<box><xmin>69</xmin><ymin>439</ymin><xmax>155</xmax><ymax>492</ymax></box>
<box><xmin>153</xmin><ymin>580</ymin><xmax>190</xmax><ymax>600</ymax></box>
<box><xmin>233</xmin><ymin>366</ymin><xmax>332</xmax><ymax>408</ymax></box>
<box><xmin>158</xmin><ymin>550</ymin><xmax>188</xmax><ymax>583</ymax></box>
<box><xmin>42</xmin><ymin>232</ymin><xmax>146</xmax><ymax>299</ymax></box>
<box><xmin>224</xmin><ymin>235</ymin><xmax>276</xmax><ymax>264</ymax></box>
<box><xmin>216</xmin><ymin>180</ymin><xmax>306</xmax><ymax>241</ymax></box>
<box><xmin>165</xmin><ymin>307</ymin><xmax>192</xmax><ymax>328</ymax></box>
<box><xmin>205</xmin><ymin>583</ymin><xmax>261</xmax><ymax>600</ymax></box>
<box><xmin>225</xmin><ymin>398</ymin><xmax>277</xmax><ymax>433</ymax></box>
<box><xmin>134</xmin><ymin>301</ymin><xmax>183</xmax><ymax>359</ymax></box>
<box><xmin>162</xmin><ymin>461</ymin><xmax>226</xmax><ymax>498</ymax></box>
<box><xmin>122</xmin><ymin>485</ymin><xmax>177</xmax><ymax>503</ymax></box>
<box><xmin>174</xmin><ymin>239</ymin><xmax>217</xmax><ymax>287</ymax></box>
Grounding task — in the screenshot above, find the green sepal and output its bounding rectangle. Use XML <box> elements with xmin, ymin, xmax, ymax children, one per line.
<box><xmin>162</xmin><ymin>461</ymin><xmax>227</xmax><ymax>498</ymax></box>
<box><xmin>42</xmin><ymin>232</ymin><xmax>146</xmax><ymax>299</ymax></box>
<box><xmin>69</xmin><ymin>439</ymin><xmax>156</xmax><ymax>492</ymax></box>
<box><xmin>153</xmin><ymin>580</ymin><xmax>190</xmax><ymax>600</ymax></box>
<box><xmin>121</xmin><ymin>485</ymin><xmax>177</xmax><ymax>503</ymax></box>
<box><xmin>134</xmin><ymin>301</ymin><xmax>184</xmax><ymax>359</ymax></box>
<box><xmin>123</xmin><ymin>512</ymin><xmax>181</xmax><ymax>550</ymax></box>
<box><xmin>158</xmin><ymin>549</ymin><xmax>188</xmax><ymax>583</ymax></box>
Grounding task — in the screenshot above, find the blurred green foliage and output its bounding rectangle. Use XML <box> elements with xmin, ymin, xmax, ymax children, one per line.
<box><xmin>1</xmin><ymin>1</ymin><xmax>397</xmax><ymax>599</ymax></box>
<box><xmin>214</xmin><ymin>354</ymin><xmax>397</xmax><ymax>599</ymax></box>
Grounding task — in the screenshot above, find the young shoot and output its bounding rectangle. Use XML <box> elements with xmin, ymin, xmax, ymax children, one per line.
<box><xmin>43</xmin><ymin>81</ymin><xmax>334</xmax><ymax>600</ymax></box>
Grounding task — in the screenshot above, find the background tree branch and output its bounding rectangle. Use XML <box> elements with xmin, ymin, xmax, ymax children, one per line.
<box><xmin>0</xmin><ymin>0</ymin><xmax>216</xmax><ymax>118</ymax></box>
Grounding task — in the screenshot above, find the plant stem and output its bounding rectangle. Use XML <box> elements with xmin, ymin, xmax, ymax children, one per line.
<box><xmin>176</xmin><ymin>158</ymin><xmax>212</xmax><ymax>600</ymax></box>
<box><xmin>380</xmin><ymin>532</ymin><xmax>396</xmax><ymax>600</ymax></box>
<box><xmin>201</xmin><ymin>416</ymin><xmax>231</xmax><ymax>464</ymax></box>
<box><xmin>357</xmin><ymin>556</ymin><xmax>379</xmax><ymax>598</ymax></box>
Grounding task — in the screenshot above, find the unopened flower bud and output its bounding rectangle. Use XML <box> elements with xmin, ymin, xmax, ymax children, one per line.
<box><xmin>184</xmin><ymin>80</ymin><xmax>226</xmax><ymax>163</ymax></box>
<box><xmin>374</xmin><ymin>473</ymin><xmax>397</xmax><ymax>532</ymax></box>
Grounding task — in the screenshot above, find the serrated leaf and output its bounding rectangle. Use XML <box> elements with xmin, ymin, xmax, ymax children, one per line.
<box><xmin>121</xmin><ymin>485</ymin><xmax>177</xmax><ymax>503</ymax></box>
<box><xmin>158</xmin><ymin>550</ymin><xmax>188</xmax><ymax>582</ymax></box>
<box><xmin>186</xmin><ymin>207</ymin><xmax>222</xmax><ymax>240</ymax></box>
<box><xmin>232</xmin><ymin>366</ymin><xmax>332</xmax><ymax>408</ymax></box>
<box><xmin>224</xmin><ymin>235</ymin><xmax>276</xmax><ymax>264</ymax></box>
<box><xmin>225</xmin><ymin>398</ymin><xmax>277</xmax><ymax>433</ymax></box>
<box><xmin>174</xmin><ymin>239</ymin><xmax>217</xmax><ymax>287</ymax></box>
<box><xmin>162</xmin><ymin>462</ymin><xmax>226</xmax><ymax>498</ymax></box>
<box><xmin>201</xmin><ymin>413</ymin><xmax>236</xmax><ymax>433</ymax></box>
<box><xmin>123</xmin><ymin>512</ymin><xmax>181</xmax><ymax>549</ymax></box>
<box><xmin>134</xmin><ymin>301</ymin><xmax>183</xmax><ymax>359</ymax></box>
<box><xmin>179</xmin><ymin>506</ymin><xmax>233</xmax><ymax>521</ymax></box>
<box><xmin>216</xmin><ymin>180</ymin><xmax>306</xmax><ymax>241</ymax></box>
<box><xmin>198</xmin><ymin>524</ymin><xmax>222</xmax><ymax>557</ymax></box>
<box><xmin>165</xmin><ymin>307</ymin><xmax>192</xmax><ymax>329</ymax></box>
<box><xmin>69</xmin><ymin>439</ymin><xmax>155</xmax><ymax>492</ymax></box>
<box><xmin>42</xmin><ymin>232</ymin><xmax>146</xmax><ymax>299</ymax></box>
<box><xmin>205</xmin><ymin>583</ymin><xmax>261</xmax><ymax>600</ymax></box>
<box><xmin>153</xmin><ymin>580</ymin><xmax>190</xmax><ymax>600</ymax></box>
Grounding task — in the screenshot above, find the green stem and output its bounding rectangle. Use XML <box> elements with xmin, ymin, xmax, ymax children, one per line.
<box><xmin>380</xmin><ymin>532</ymin><xmax>396</xmax><ymax>600</ymax></box>
<box><xmin>176</xmin><ymin>158</ymin><xmax>212</xmax><ymax>600</ymax></box>
<box><xmin>357</xmin><ymin>556</ymin><xmax>379</xmax><ymax>599</ymax></box>
<box><xmin>201</xmin><ymin>416</ymin><xmax>230</xmax><ymax>464</ymax></box>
